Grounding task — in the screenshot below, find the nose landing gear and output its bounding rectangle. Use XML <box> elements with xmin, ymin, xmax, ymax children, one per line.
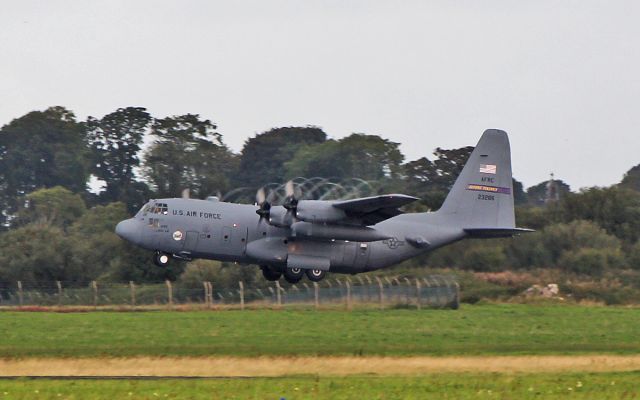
<box><xmin>154</xmin><ymin>251</ymin><xmax>171</xmax><ymax>267</ymax></box>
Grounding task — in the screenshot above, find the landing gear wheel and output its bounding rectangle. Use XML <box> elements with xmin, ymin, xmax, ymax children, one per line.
<box><xmin>261</xmin><ymin>266</ymin><xmax>282</xmax><ymax>281</ymax></box>
<box><xmin>305</xmin><ymin>269</ymin><xmax>326</xmax><ymax>282</ymax></box>
<box><xmin>284</xmin><ymin>267</ymin><xmax>304</xmax><ymax>284</ymax></box>
<box><xmin>154</xmin><ymin>252</ymin><xmax>170</xmax><ymax>267</ymax></box>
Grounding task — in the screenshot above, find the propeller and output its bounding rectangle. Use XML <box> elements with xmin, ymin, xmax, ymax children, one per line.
<box><xmin>255</xmin><ymin>187</ymin><xmax>271</xmax><ymax>221</ymax></box>
<box><xmin>282</xmin><ymin>180</ymin><xmax>298</xmax><ymax>215</ymax></box>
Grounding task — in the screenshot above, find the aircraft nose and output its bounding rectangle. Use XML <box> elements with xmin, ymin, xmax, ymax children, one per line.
<box><xmin>115</xmin><ymin>218</ymin><xmax>140</xmax><ymax>243</ymax></box>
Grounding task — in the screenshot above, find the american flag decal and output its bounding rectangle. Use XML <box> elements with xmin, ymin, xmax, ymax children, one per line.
<box><xmin>479</xmin><ymin>164</ymin><xmax>497</xmax><ymax>174</ymax></box>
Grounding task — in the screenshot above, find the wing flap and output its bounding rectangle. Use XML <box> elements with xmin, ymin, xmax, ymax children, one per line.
<box><xmin>333</xmin><ymin>194</ymin><xmax>418</xmax><ymax>213</ymax></box>
<box><xmin>332</xmin><ymin>194</ymin><xmax>419</xmax><ymax>225</ymax></box>
<box><xmin>464</xmin><ymin>228</ymin><xmax>535</xmax><ymax>238</ymax></box>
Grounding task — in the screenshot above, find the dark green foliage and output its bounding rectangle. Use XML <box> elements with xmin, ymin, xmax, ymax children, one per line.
<box><xmin>506</xmin><ymin>220</ymin><xmax>624</xmax><ymax>271</ymax></box>
<box><xmin>462</xmin><ymin>245</ymin><xmax>508</xmax><ymax>272</ymax></box>
<box><xmin>143</xmin><ymin>114</ymin><xmax>238</xmax><ymax>198</ymax></box>
<box><xmin>558</xmin><ymin>248</ymin><xmax>625</xmax><ymax>276</ymax></box>
<box><xmin>236</xmin><ymin>126</ymin><xmax>327</xmax><ymax>187</ymax></box>
<box><xmin>620</xmin><ymin>163</ymin><xmax>640</xmax><ymax>191</ymax></box>
<box><xmin>86</xmin><ymin>107</ymin><xmax>152</xmax><ymax>210</ymax></box>
<box><xmin>399</xmin><ymin>147</ymin><xmax>474</xmax><ymax>210</ymax></box>
<box><xmin>0</xmin><ymin>107</ymin><xmax>89</xmax><ymax>225</ymax></box>
<box><xmin>627</xmin><ymin>241</ymin><xmax>640</xmax><ymax>270</ymax></box>
<box><xmin>512</xmin><ymin>178</ymin><xmax>528</xmax><ymax>205</ymax></box>
<box><xmin>526</xmin><ymin>179</ymin><xmax>571</xmax><ymax>205</ymax></box>
<box><xmin>557</xmin><ymin>187</ymin><xmax>640</xmax><ymax>243</ymax></box>
<box><xmin>285</xmin><ymin>133</ymin><xmax>404</xmax><ymax>184</ymax></box>
<box><xmin>0</xmin><ymin>224</ymin><xmax>75</xmax><ymax>284</ymax></box>
<box><xmin>67</xmin><ymin>202</ymin><xmax>179</xmax><ymax>283</ymax></box>
<box><xmin>16</xmin><ymin>186</ymin><xmax>86</xmax><ymax>228</ymax></box>
<box><xmin>180</xmin><ymin>259</ymin><xmax>262</xmax><ymax>289</ymax></box>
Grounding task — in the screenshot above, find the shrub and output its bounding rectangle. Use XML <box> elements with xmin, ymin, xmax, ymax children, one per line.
<box><xmin>462</xmin><ymin>246</ymin><xmax>507</xmax><ymax>272</ymax></box>
<box><xmin>557</xmin><ymin>248</ymin><xmax>625</xmax><ymax>276</ymax></box>
<box><xmin>628</xmin><ymin>241</ymin><xmax>640</xmax><ymax>270</ymax></box>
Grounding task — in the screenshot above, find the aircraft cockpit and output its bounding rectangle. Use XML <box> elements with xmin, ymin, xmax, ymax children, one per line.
<box><xmin>138</xmin><ymin>202</ymin><xmax>169</xmax><ymax>217</ymax></box>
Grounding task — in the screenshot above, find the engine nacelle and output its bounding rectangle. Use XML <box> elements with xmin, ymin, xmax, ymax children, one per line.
<box><xmin>295</xmin><ymin>200</ymin><xmax>347</xmax><ymax>223</ymax></box>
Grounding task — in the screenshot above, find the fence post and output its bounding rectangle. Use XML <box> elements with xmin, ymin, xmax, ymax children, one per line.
<box><xmin>346</xmin><ymin>279</ymin><xmax>352</xmax><ymax>311</ymax></box>
<box><xmin>375</xmin><ymin>277</ymin><xmax>384</xmax><ymax>310</ymax></box>
<box><xmin>275</xmin><ymin>280</ymin><xmax>282</xmax><ymax>308</ymax></box>
<box><xmin>365</xmin><ymin>275</ymin><xmax>372</xmax><ymax>301</ymax></box>
<box><xmin>92</xmin><ymin>281</ymin><xmax>98</xmax><ymax>308</ymax></box>
<box><xmin>209</xmin><ymin>282</ymin><xmax>214</xmax><ymax>308</ymax></box>
<box><xmin>203</xmin><ymin>281</ymin><xmax>209</xmax><ymax>308</ymax></box>
<box><xmin>415</xmin><ymin>278</ymin><xmax>421</xmax><ymax>310</ymax></box>
<box><xmin>452</xmin><ymin>282</ymin><xmax>460</xmax><ymax>310</ymax></box>
<box><xmin>404</xmin><ymin>278</ymin><xmax>411</xmax><ymax>304</ymax></box>
<box><xmin>130</xmin><ymin>281</ymin><xmax>136</xmax><ymax>309</ymax></box>
<box><xmin>56</xmin><ymin>281</ymin><xmax>62</xmax><ymax>307</ymax></box>
<box><xmin>17</xmin><ymin>281</ymin><xmax>23</xmax><ymax>307</ymax></box>
<box><xmin>239</xmin><ymin>281</ymin><xmax>245</xmax><ymax>310</ymax></box>
<box><xmin>314</xmin><ymin>282</ymin><xmax>319</xmax><ymax>310</ymax></box>
<box><xmin>166</xmin><ymin>280</ymin><xmax>173</xmax><ymax>310</ymax></box>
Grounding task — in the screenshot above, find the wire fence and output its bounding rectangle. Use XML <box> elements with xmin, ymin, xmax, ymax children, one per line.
<box><xmin>0</xmin><ymin>275</ymin><xmax>459</xmax><ymax>310</ymax></box>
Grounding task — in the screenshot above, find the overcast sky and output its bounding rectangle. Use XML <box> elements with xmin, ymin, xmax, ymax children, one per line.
<box><xmin>1</xmin><ymin>1</ymin><xmax>638</xmax><ymax>190</ymax></box>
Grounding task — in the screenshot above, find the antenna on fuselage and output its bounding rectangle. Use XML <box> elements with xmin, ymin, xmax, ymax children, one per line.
<box><xmin>181</xmin><ymin>188</ymin><xmax>190</xmax><ymax>199</ymax></box>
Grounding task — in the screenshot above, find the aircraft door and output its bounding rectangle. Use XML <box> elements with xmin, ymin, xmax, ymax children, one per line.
<box><xmin>355</xmin><ymin>242</ymin><xmax>370</xmax><ymax>269</ymax></box>
<box><xmin>183</xmin><ymin>231</ymin><xmax>199</xmax><ymax>253</ymax></box>
<box><xmin>220</xmin><ymin>225</ymin><xmax>249</xmax><ymax>256</ymax></box>
<box><xmin>342</xmin><ymin>242</ymin><xmax>357</xmax><ymax>266</ymax></box>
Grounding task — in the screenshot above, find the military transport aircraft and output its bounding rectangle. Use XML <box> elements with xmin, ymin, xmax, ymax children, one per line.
<box><xmin>116</xmin><ymin>129</ymin><xmax>532</xmax><ymax>283</ymax></box>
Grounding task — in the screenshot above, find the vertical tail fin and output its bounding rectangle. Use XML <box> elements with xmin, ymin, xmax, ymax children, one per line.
<box><xmin>437</xmin><ymin>129</ymin><xmax>515</xmax><ymax>229</ymax></box>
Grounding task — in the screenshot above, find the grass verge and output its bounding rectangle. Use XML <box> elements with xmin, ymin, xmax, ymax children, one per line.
<box><xmin>0</xmin><ymin>372</ymin><xmax>638</xmax><ymax>399</ymax></box>
<box><xmin>1</xmin><ymin>304</ymin><xmax>640</xmax><ymax>358</ymax></box>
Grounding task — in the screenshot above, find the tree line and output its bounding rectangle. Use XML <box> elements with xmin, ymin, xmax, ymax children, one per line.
<box><xmin>0</xmin><ymin>106</ymin><xmax>639</xmax><ymax>286</ymax></box>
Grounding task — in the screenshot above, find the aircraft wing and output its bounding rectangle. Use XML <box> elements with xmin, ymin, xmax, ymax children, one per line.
<box><xmin>332</xmin><ymin>194</ymin><xmax>419</xmax><ymax>225</ymax></box>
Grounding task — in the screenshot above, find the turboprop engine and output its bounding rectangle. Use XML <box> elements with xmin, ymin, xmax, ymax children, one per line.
<box><xmin>294</xmin><ymin>200</ymin><xmax>347</xmax><ymax>223</ymax></box>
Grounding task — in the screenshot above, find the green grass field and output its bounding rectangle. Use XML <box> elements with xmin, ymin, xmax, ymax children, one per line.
<box><xmin>1</xmin><ymin>304</ymin><xmax>639</xmax><ymax>357</ymax></box>
<box><xmin>0</xmin><ymin>372</ymin><xmax>638</xmax><ymax>399</ymax></box>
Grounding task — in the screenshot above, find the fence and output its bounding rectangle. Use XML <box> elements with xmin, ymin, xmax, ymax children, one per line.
<box><xmin>0</xmin><ymin>275</ymin><xmax>459</xmax><ymax>310</ymax></box>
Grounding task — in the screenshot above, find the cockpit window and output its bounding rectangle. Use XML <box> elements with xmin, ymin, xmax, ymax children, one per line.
<box><xmin>156</xmin><ymin>203</ymin><xmax>168</xmax><ymax>215</ymax></box>
<box><xmin>137</xmin><ymin>203</ymin><xmax>152</xmax><ymax>217</ymax></box>
<box><xmin>146</xmin><ymin>202</ymin><xmax>169</xmax><ymax>215</ymax></box>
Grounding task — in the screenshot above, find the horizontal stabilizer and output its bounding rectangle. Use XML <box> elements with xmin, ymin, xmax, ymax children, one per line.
<box><xmin>464</xmin><ymin>228</ymin><xmax>535</xmax><ymax>238</ymax></box>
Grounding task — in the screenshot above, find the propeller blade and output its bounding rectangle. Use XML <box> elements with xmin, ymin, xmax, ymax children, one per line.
<box><xmin>256</xmin><ymin>187</ymin><xmax>266</xmax><ymax>205</ymax></box>
<box><xmin>285</xmin><ymin>180</ymin><xmax>295</xmax><ymax>198</ymax></box>
<box><xmin>255</xmin><ymin>187</ymin><xmax>272</xmax><ymax>220</ymax></box>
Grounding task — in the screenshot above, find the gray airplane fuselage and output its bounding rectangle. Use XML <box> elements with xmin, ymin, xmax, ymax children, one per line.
<box><xmin>117</xmin><ymin>198</ymin><xmax>463</xmax><ymax>274</ymax></box>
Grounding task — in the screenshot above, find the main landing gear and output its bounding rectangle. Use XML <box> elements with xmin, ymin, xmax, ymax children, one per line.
<box><xmin>261</xmin><ymin>266</ymin><xmax>282</xmax><ymax>281</ymax></box>
<box><xmin>261</xmin><ymin>265</ymin><xmax>327</xmax><ymax>283</ymax></box>
<box><xmin>283</xmin><ymin>267</ymin><xmax>305</xmax><ymax>284</ymax></box>
<box><xmin>305</xmin><ymin>269</ymin><xmax>326</xmax><ymax>282</ymax></box>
